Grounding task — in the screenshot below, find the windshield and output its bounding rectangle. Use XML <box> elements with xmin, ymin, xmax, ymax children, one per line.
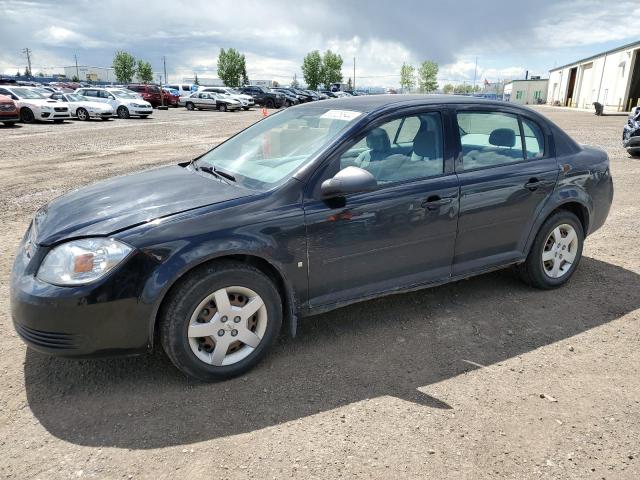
<box><xmin>196</xmin><ymin>106</ymin><xmax>363</xmax><ymax>190</ymax></box>
<box><xmin>11</xmin><ymin>88</ymin><xmax>46</xmax><ymax>99</ymax></box>
<box><xmin>110</xmin><ymin>90</ymin><xmax>138</xmax><ymax>99</ymax></box>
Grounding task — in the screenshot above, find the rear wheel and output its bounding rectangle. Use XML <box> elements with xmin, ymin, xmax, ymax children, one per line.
<box><xmin>76</xmin><ymin>108</ymin><xmax>89</xmax><ymax>121</ymax></box>
<box><xmin>117</xmin><ymin>106</ymin><xmax>130</xmax><ymax>119</ymax></box>
<box><xmin>20</xmin><ymin>107</ymin><xmax>35</xmax><ymax>123</ymax></box>
<box><xmin>185</xmin><ymin>102</ymin><xmax>195</xmax><ymax>111</ymax></box>
<box><xmin>516</xmin><ymin>210</ymin><xmax>584</xmax><ymax>289</ymax></box>
<box><xmin>242</xmin><ymin>106</ymin><xmax>249</xmax><ymax>111</ymax></box>
<box><xmin>160</xmin><ymin>261</ymin><xmax>282</xmax><ymax>381</ymax></box>
<box><xmin>219</xmin><ymin>103</ymin><xmax>227</xmax><ymax>112</ymax></box>
<box><xmin>265</xmin><ymin>99</ymin><xmax>275</xmax><ymax>109</ymax></box>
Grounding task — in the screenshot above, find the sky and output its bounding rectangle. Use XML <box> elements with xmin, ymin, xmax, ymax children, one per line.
<box><xmin>1</xmin><ymin>0</ymin><xmax>639</xmax><ymax>88</ymax></box>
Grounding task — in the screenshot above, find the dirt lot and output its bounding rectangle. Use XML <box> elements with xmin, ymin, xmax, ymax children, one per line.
<box><xmin>0</xmin><ymin>105</ymin><xmax>638</xmax><ymax>479</ymax></box>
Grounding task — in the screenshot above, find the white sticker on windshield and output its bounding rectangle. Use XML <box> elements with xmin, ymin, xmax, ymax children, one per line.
<box><xmin>320</xmin><ymin>109</ymin><xmax>362</xmax><ymax>121</ymax></box>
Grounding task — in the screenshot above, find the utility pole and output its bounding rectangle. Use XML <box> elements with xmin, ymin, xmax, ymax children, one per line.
<box><xmin>353</xmin><ymin>56</ymin><xmax>356</xmax><ymax>92</ymax></box>
<box><xmin>163</xmin><ymin>56</ymin><xmax>168</xmax><ymax>85</ymax></box>
<box><xmin>22</xmin><ymin>48</ymin><xmax>32</xmax><ymax>78</ymax></box>
<box><xmin>74</xmin><ymin>53</ymin><xmax>79</xmax><ymax>80</ymax></box>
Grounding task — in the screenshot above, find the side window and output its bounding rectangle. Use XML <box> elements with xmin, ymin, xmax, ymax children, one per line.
<box><xmin>522</xmin><ymin>118</ymin><xmax>545</xmax><ymax>159</ymax></box>
<box><xmin>97</xmin><ymin>90</ymin><xmax>111</xmax><ymax>99</ymax></box>
<box><xmin>457</xmin><ymin>111</ymin><xmax>524</xmax><ymax>169</ymax></box>
<box><xmin>339</xmin><ymin>112</ymin><xmax>444</xmax><ymax>184</ymax></box>
<box><xmin>83</xmin><ymin>90</ymin><xmax>97</xmax><ymax>97</ymax></box>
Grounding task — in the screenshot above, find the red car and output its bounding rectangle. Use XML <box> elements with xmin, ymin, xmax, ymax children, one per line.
<box><xmin>162</xmin><ymin>88</ymin><xmax>179</xmax><ymax>107</ymax></box>
<box><xmin>126</xmin><ymin>84</ymin><xmax>163</xmax><ymax>107</ymax></box>
<box><xmin>0</xmin><ymin>94</ymin><xmax>19</xmax><ymax>125</ymax></box>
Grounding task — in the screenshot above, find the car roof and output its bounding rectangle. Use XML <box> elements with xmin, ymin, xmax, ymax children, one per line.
<box><xmin>312</xmin><ymin>94</ymin><xmax>517</xmax><ymax>113</ymax></box>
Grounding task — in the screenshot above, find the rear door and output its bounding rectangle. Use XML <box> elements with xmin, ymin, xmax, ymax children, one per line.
<box><xmin>452</xmin><ymin>107</ymin><xmax>558</xmax><ymax>275</ymax></box>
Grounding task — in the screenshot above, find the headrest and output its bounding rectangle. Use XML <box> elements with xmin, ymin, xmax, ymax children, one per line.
<box><xmin>366</xmin><ymin>128</ymin><xmax>391</xmax><ymax>153</ymax></box>
<box><xmin>413</xmin><ymin>130</ymin><xmax>436</xmax><ymax>158</ymax></box>
<box><xmin>489</xmin><ymin>128</ymin><xmax>516</xmax><ymax>147</ymax></box>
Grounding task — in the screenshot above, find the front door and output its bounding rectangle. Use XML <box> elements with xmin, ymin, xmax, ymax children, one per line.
<box><xmin>452</xmin><ymin>109</ymin><xmax>558</xmax><ymax>275</ymax></box>
<box><xmin>304</xmin><ymin>110</ymin><xmax>460</xmax><ymax>307</ymax></box>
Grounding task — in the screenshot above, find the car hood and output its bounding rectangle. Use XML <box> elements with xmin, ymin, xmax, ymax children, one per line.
<box><xmin>32</xmin><ymin>165</ymin><xmax>251</xmax><ymax>246</ymax></box>
<box><xmin>19</xmin><ymin>98</ymin><xmax>60</xmax><ymax>107</ymax></box>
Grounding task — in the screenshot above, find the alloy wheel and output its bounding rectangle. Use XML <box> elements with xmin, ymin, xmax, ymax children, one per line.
<box><xmin>187</xmin><ymin>286</ymin><xmax>267</xmax><ymax>366</ymax></box>
<box><xmin>542</xmin><ymin>223</ymin><xmax>578</xmax><ymax>279</ymax></box>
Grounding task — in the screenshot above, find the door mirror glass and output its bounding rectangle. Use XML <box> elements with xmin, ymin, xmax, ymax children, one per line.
<box><xmin>321</xmin><ymin>166</ymin><xmax>377</xmax><ymax>198</ymax></box>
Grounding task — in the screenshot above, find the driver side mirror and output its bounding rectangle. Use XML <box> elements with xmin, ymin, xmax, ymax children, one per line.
<box><xmin>321</xmin><ymin>166</ymin><xmax>377</xmax><ymax>198</ymax></box>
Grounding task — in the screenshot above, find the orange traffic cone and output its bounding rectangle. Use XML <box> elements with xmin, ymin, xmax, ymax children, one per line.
<box><xmin>261</xmin><ymin>106</ymin><xmax>268</xmax><ymax>117</ymax></box>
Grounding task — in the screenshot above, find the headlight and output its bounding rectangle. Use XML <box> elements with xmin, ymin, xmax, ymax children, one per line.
<box><xmin>37</xmin><ymin>238</ymin><xmax>133</xmax><ymax>286</ymax></box>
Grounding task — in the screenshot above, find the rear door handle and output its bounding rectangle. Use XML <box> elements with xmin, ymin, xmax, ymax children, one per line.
<box><xmin>525</xmin><ymin>178</ymin><xmax>541</xmax><ymax>191</ymax></box>
<box><xmin>422</xmin><ymin>195</ymin><xmax>454</xmax><ymax>209</ymax></box>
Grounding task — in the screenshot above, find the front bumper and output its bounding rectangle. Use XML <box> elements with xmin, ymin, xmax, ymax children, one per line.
<box><xmin>0</xmin><ymin>113</ymin><xmax>19</xmax><ymax>122</ymax></box>
<box><xmin>11</xmin><ymin>243</ymin><xmax>156</xmax><ymax>357</ymax></box>
<box><xmin>39</xmin><ymin>110</ymin><xmax>71</xmax><ymax>120</ymax></box>
<box><xmin>132</xmin><ymin>108</ymin><xmax>153</xmax><ymax>116</ymax></box>
<box><xmin>90</xmin><ymin>111</ymin><xmax>114</xmax><ymax>118</ymax></box>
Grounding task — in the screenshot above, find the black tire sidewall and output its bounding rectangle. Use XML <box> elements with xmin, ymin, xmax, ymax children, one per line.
<box><xmin>117</xmin><ymin>106</ymin><xmax>129</xmax><ymax>118</ymax></box>
<box><xmin>20</xmin><ymin>108</ymin><xmax>34</xmax><ymax>123</ymax></box>
<box><xmin>525</xmin><ymin>211</ymin><xmax>584</xmax><ymax>289</ymax></box>
<box><xmin>161</xmin><ymin>263</ymin><xmax>282</xmax><ymax>380</ymax></box>
<box><xmin>186</xmin><ymin>102</ymin><xmax>194</xmax><ymax>110</ymax></box>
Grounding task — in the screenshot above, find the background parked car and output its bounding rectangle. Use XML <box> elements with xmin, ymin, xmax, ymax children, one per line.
<box><xmin>0</xmin><ymin>85</ymin><xmax>70</xmax><ymax>123</ymax></box>
<box><xmin>49</xmin><ymin>92</ymin><xmax>113</xmax><ymax>121</ymax></box>
<box><xmin>75</xmin><ymin>87</ymin><xmax>153</xmax><ymax>119</ymax></box>
<box><xmin>238</xmin><ymin>85</ymin><xmax>285</xmax><ymax>108</ymax></box>
<box><xmin>161</xmin><ymin>87</ymin><xmax>180</xmax><ymax>107</ymax></box>
<box><xmin>319</xmin><ymin>89</ymin><xmax>338</xmax><ymax>98</ymax></box>
<box><xmin>165</xmin><ymin>84</ymin><xmax>197</xmax><ymax>98</ymax></box>
<box><xmin>199</xmin><ymin>86</ymin><xmax>255</xmax><ymax>110</ymax></box>
<box><xmin>270</xmin><ymin>89</ymin><xmax>299</xmax><ymax>107</ymax></box>
<box><xmin>126</xmin><ymin>84</ymin><xmax>163</xmax><ymax>107</ymax></box>
<box><xmin>180</xmin><ymin>92</ymin><xmax>241</xmax><ymax>111</ymax></box>
<box><xmin>0</xmin><ymin>94</ymin><xmax>19</xmax><ymax>125</ymax></box>
<box><xmin>272</xmin><ymin>87</ymin><xmax>306</xmax><ymax>104</ymax></box>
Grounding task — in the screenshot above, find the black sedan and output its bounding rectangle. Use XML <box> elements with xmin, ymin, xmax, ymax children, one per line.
<box><xmin>11</xmin><ymin>95</ymin><xmax>613</xmax><ymax>380</ymax></box>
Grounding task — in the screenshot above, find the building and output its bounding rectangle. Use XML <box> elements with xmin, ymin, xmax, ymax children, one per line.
<box><xmin>63</xmin><ymin>65</ymin><xmax>116</xmax><ymax>83</ymax></box>
<box><xmin>182</xmin><ymin>77</ymin><xmax>224</xmax><ymax>86</ymax></box>
<box><xmin>547</xmin><ymin>40</ymin><xmax>640</xmax><ymax>112</ymax></box>
<box><xmin>503</xmin><ymin>78</ymin><xmax>548</xmax><ymax>105</ymax></box>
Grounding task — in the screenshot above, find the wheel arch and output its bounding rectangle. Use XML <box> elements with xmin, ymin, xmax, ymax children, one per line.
<box><xmin>149</xmin><ymin>253</ymin><xmax>298</xmax><ymax>350</ymax></box>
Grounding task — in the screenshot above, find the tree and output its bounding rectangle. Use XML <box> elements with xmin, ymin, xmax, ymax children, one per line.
<box><xmin>15</xmin><ymin>71</ymin><xmax>21</xmax><ymax>77</ymax></box>
<box><xmin>399</xmin><ymin>63</ymin><xmax>415</xmax><ymax>92</ymax></box>
<box><xmin>194</xmin><ymin>73</ymin><xmax>199</xmax><ymax>85</ymax></box>
<box><xmin>136</xmin><ymin>60</ymin><xmax>153</xmax><ymax>83</ymax></box>
<box><xmin>321</xmin><ymin>50</ymin><xmax>343</xmax><ymax>89</ymax></box>
<box><xmin>23</xmin><ymin>67</ymin><xmax>31</xmax><ymax>77</ymax></box>
<box><xmin>36</xmin><ymin>71</ymin><xmax>45</xmax><ymax>77</ymax></box>
<box><xmin>112</xmin><ymin>50</ymin><xmax>136</xmax><ymax>83</ymax></box>
<box><xmin>217</xmin><ymin>48</ymin><xmax>245</xmax><ymax>87</ymax></box>
<box><xmin>442</xmin><ymin>83</ymin><xmax>454</xmax><ymax>94</ymax></box>
<box><xmin>291</xmin><ymin>74</ymin><xmax>299</xmax><ymax>88</ymax></box>
<box><xmin>301</xmin><ymin>50</ymin><xmax>322</xmax><ymax>90</ymax></box>
<box><xmin>347</xmin><ymin>77</ymin><xmax>352</xmax><ymax>91</ymax></box>
<box><xmin>417</xmin><ymin>60</ymin><xmax>438</xmax><ymax>93</ymax></box>
<box><xmin>240</xmin><ymin>55</ymin><xmax>249</xmax><ymax>86</ymax></box>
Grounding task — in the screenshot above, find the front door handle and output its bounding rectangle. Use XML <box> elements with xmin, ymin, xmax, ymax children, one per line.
<box><xmin>422</xmin><ymin>195</ymin><xmax>454</xmax><ymax>210</ymax></box>
<box><xmin>524</xmin><ymin>178</ymin><xmax>541</xmax><ymax>191</ymax></box>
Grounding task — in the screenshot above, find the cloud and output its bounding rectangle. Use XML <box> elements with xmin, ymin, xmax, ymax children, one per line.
<box><xmin>1</xmin><ymin>0</ymin><xmax>638</xmax><ymax>87</ymax></box>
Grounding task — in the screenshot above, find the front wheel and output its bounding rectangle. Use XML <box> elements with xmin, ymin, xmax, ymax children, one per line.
<box><xmin>516</xmin><ymin>210</ymin><xmax>584</xmax><ymax>289</ymax></box>
<box><xmin>76</xmin><ymin>108</ymin><xmax>89</xmax><ymax>121</ymax></box>
<box><xmin>160</xmin><ymin>261</ymin><xmax>282</xmax><ymax>381</ymax></box>
<box><xmin>117</xmin><ymin>106</ymin><xmax>130</xmax><ymax>119</ymax></box>
<box><xmin>265</xmin><ymin>99</ymin><xmax>275</xmax><ymax>109</ymax></box>
<box><xmin>20</xmin><ymin>107</ymin><xmax>35</xmax><ymax>123</ymax></box>
<box><xmin>185</xmin><ymin>102</ymin><xmax>195</xmax><ymax>111</ymax></box>
<box><xmin>219</xmin><ymin>103</ymin><xmax>227</xmax><ymax>112</ymax></box>
<box><xmin>242</xmin><ymin>107</ymin><xmax>249</xmax><ymax>111</ymax></box>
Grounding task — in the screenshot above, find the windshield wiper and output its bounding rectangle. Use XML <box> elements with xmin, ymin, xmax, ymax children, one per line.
<box><xmin>195</xmin><ymin>164</ymin><xmax>236</xmax><ymax>183</ymax></box>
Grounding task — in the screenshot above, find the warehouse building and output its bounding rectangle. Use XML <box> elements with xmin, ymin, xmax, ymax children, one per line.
<box><xmin>63</xmin><ymin>65</ymin><xmax>116</xmax><ymax>83</ymax></box>
<box><xmin>503</xmin><ymin>77</ymin><xmax>548</xmax><ymax>104</ymax></box>
<box><xmin>547</xmin><ymin>40</ymin><xmax>640</xmax><ymax>112</ymax></box>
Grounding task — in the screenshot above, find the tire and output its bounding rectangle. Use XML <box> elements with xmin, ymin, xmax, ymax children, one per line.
<box><xmin>219</xmin><ymin>103</ymin><xmax>227</xmax><ymax>112</ymax></box>
<box><xmin>185</xmin><ymin>102</ymin><xmax>195</xmax><ymax>111</ymax></box>
<box><xmin>265</xmin><ymin>99</ymin><xmax>275</xmax><ymax>109</ymax></box>
<box><xmin>3</xmin><ymin>121</ymin><xmax>17</xmax><ymax>126</ymax></box>
<box><xmin>140</xmin><ymin>115</ymin><xmax>148</xmax><ymax>119</ymax></box>
<box><xmin>516</xmin><ymin>210</ymin><xmax>584</xmax><ymax>289</ymax></box>
<box><xmin>53</xmin><ymin>119</ymin><xmax>64</xmax><ymax>124</ymax></box>
<box><xmin>242</xmin><ymin>107</ymin><xmax>249</xmax><ymax>111</ymax></box>
<box><xmin>628</xmin><ymin>148</ymin><xmax>640</xmax><ymax>157</ymax></box>
<box><xmin>101</xmin><ymin>117</ymin><xmax>110</xmax><ymax>121</ymax></box>
<box><xmin>160</xmin><ymin>261</ymin><xmax>283</xmax><ymax>381</ymax></box>
<box><xmin>76</xmin><ymin>108</ymin><xmax>89</xmax><ymax>121</ymax></box>
<box><xmin>117</xmin><ymin>106</ymin><xmax>130</xmax><ymax>119</ymax></box>
<box><xmin>20</xmin><ymin>107</ymin><xmax>35</xmax><ymax>123</ymax></box>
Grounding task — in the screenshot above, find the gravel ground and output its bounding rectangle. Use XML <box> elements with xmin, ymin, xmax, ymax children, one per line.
<box><xmin>0</xmin><ymin>105</ymin><xmax>638</xmax><ymax>480</ymax></box>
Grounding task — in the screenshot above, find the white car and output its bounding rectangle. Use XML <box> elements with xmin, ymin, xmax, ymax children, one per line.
<box><xmin>49</xmin><ymin>92</ymin><xmax>114</xmax><ymax>121</ymax></box>
<box><xmin>179</xmin><ymin>92</ymin><xmax>242</xmax><ymax>111</ymax></box>
<box><xmin>165</xmin><ymin>83</ymin><xmax>197</xmax><ymax>98</ymax></box>
<box><xmin>0</xmin><ymin>85</ymin><xmax>70</xmax><ymax>123</ymax></box>
<box><xmin>199</xmin><ymin>86</ymin><xmax>254</xmax><ymax>110</ymax></box>
<box><xmin>74</xmin><ymin>87</ymin><xmax>153</xmax><ymax>119</ymax></box>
